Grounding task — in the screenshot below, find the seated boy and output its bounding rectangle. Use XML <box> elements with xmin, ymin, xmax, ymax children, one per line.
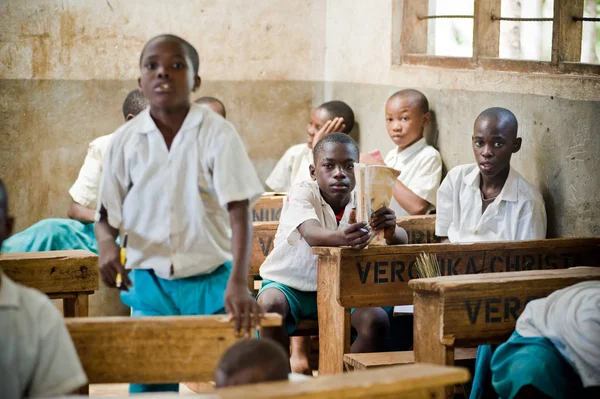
<box><xmin>194</xmin><ymin>96</ymin><xmax>227</xmax><ymax>118</ymax></box>
<box><xmin>436</xmin><ymin>107</ymin><xmax>547</xmax><ymax>243</ymax></box>
<box><xmin>258</xmin><ymin>133</ymin><xmax>408</xmax><ymax>364</ymax></box>
<box><xmin>0</xmin><ymin>179</ymin><xmax>88</xmax><ymax>397</ymax></box>
<box><xmin>96</xmin><ymin>34</ymin><xmax>264</xmax><ymax>393</ymax></box>
<box><xmin>1</xmin><ymin>89</ymin><xmax>148</xmax><ymax>254</ymax></box>
<box><xmin>265</xmin><ymin>101</ymin><xmax>354</xmax><ymax>193</ymax></box>
<box><xmin>361</xmin><ymin>89</ymin><xmax>442</xmax><ymax>216</ymax></box>
<box><xmin>490</xmin><ymin>281</ymin><xmax>599</xmax><ymax>399</ymax></box>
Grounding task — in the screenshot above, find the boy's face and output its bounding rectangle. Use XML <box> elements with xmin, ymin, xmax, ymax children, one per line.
<box><xmin>138</xmin><ymin>38</ymin><xmax>200</xmax><ymax>111</ymax></box>
<box><xmin>472</xmin><ymin>117</ymin><xmax>521</xmax><ymax>178</ymax></box>
<box><xmin>306</xmin><ymin>107</ymin><xmax>331</xmax><ymax>149</ymax></box>
<box><xmin>310</xmin><ymin>142</ymin><xmax>357</xmax><ymax>206</ymax></box>
<box><xmin>385</xmin><ymin>96</ymin><xmax>429</xmax><ymax>151</ymax></box>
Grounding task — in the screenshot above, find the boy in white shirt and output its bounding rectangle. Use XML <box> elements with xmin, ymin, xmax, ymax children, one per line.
<box><xmin>258</xmin><ymin>133</ymin><xmax>408</xmax><ymax>367</ymax></box>
<box><xmin>0</xmin><ymin>180</ymin><xmax>88</xmax><ymax>398</ymax></box>
<box><xmin>436</xmin><ymin>107</ymin><xmax>547</xmax><ymax>243</ymax></box>
<box><xmin>265</xmin><ymin>101</ymin><xmax>354</xmax><ymax>192</ymax></box>
<box><xmin>95</xmin><ymin>34</ymin><xmax>264</xmax><ymax>393</ymax></box>
<box><xmin>361</xmin><ymin>90</ymin><xmax>442</xmax><ymax>216</ymax></box>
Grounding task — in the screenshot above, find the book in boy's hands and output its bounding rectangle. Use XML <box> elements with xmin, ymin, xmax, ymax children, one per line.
<box><xmin>354</xmin><ymin>163</ymin><xmax>400</xmax><ymax>246</ymax></box>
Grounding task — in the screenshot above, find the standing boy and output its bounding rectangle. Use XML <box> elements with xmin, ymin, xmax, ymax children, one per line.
<box><xmin>258</xmin><ymin>133</ymin><xmax>408</xmax><ymax>367</ymax></box>
<box><xmin>95</xmin><ymin>34</ymin><xmax>264</xmax><ymax>393</ymax></box>
<box><xmin>361</xmin><ymin>89</ymin><xmax>442</xmax><ymax>216</ymax></box>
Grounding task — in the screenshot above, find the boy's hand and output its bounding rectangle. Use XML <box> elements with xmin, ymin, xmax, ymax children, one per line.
<box><xmin>224</xmin><ymin>280</ymin><xmax>263</xmax><ymax>337</ymax></box>
<box><xmin>312</xmin><ymin>117</ymin><xmax>346</xmax><ymax>147</ymax></box>
<box><xmin>98</xmin><ymin>240</ymin><xmax>132</xmax><ymax>290</ymax></box>
<box><xmin>340</xmin><ymin>221</ymin><xmax>371</xmax><ymax>250</ymax></box>
<box><xmin>370</xmin><ymin>206</ymin><xmax>397</xmax><ymax>240</ymax></box>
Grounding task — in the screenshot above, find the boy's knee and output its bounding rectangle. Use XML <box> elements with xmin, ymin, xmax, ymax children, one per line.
<box><xmin>353</xmin><ymin>308</ymin><xmax>390</xmax><ymax>336</ymax></box>
<box><xmin>257</xmin><ymin>288</ymin><xmax>290</xmax><ymax>316</ymax></box>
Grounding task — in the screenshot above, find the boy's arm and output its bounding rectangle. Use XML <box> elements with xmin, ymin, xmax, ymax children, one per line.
<box><xmin>391</xmin><ymin>180</ymin><xmax>431</xmax><ymax>215</ymax></box>
<box><xmin>298</xmin><ymin>219</ymin><xmax>371</xmax><ymax>249</ymax></box>
<box><xmin>68</xmin><ymin>139</ymin><xmax>104</xmax><ymax>218</ymax></box>
<box><xmin>225</xmin><ymin>199</ymin><xmax>262</xmax><ymax>336</ymax></box>
<box><xmin>95</xmin><ymin>205</ymin><xmax>131</xmax><ymax>289</ymax></box>
<box><xmin>67</xmin><ymin>201</ymin><xmax>95</xmax><ymax>223</ymax></box>
<box><xmin>370</xmin><ymin>206</ymin><xmax>408</xmax><ymax>245</ymax></box>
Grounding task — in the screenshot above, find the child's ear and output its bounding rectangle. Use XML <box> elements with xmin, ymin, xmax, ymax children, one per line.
<box><xmin>309</xmin><ymin>164</ymin><xmax>316</xmax><ymax>180</ymax></box>
<box><xmin>512</xmin><ymin>137</ymin><xmax>522</xmax><ymax>154</ymax></box>
<box><xmin>192</xmin><ymin>76</ymin><xmax>201</xmax><ymax>92</ymax></box>
<box><xmin>126</xmin><ymin>114</ymin><xmax>135</xmax><ymax>121</ymax></box>
<box><xmin>422</xmin><ymin>111</ymin><xmax>431</xmax><ymax>127</ymax></box>
<box><xmin>138</xmin><ymin>77</ymin><xmax>142</xmax><ymax>90</ymax></box>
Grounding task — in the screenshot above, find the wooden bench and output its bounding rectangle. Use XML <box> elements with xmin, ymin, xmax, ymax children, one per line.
<box><xmin>0</xmin><ymin>250</ymin><xmax>99</xmax><ymax>317</ymax></box>
<box><xmin>67</xmin><ymin>313</ymin><xmax>283</xmax><ymax>390</ymax></box>
<box><xmin>313</xmin><ymin>237</ymin><xmax>600</xmax><ymax>375</ymax></box>
<box><xmin>343</xmin><ymin>347</ymin><xmax>478</xmax><ymax>371</ymax></box>
<box><xmin>252</xmin><ymin>193</ymin><xmax>285</xmax><ymax>222</ymax></box>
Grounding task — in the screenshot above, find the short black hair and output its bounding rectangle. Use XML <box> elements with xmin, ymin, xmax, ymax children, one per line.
<box><xmin>122</xmin><ymin>89</ymin><xmax>148</xmax><ymax>119</ymax></box>
<box><xmin>139</xmin><ymin>34</ymin><xmax>200</xmax><ymax>75</ymax></box>
<box><xmin>0</xmin><ymin>179</ymin><xmax>7</xmax><ymax>217</ymax></box>
<box><xmin>318</xmin><ymin>101</ymin><xmax>355</xmax><ymax>133</ymax></box>
<box><xmin>215</xmin><ymin>338</ymin><xmax>290</xmax><ymax>387</ymax></box>
<box><xmin>313</xmin><ymin>132</ymin><xmax>359</xmax><ymax>162</ymax></box>
<box><xmin>388</xmin><ymin>89</ymin><xmax>429</xmax><ymax>114</ymax></box>
<box><xmin>475</xmin><ymin>107</ymin><xmax>518</xmax><ymax>138</ymax></box>
<box><xmin>194</xmin><ymin>96</ymin><xmax>226</xmax><ymax>118</ymax></box>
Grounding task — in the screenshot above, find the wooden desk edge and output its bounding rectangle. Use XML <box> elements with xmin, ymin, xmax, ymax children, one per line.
<box><xmin>65</xmin><ymin>313</ymin><xmax>283</xmax><ymax>327</ymax></box>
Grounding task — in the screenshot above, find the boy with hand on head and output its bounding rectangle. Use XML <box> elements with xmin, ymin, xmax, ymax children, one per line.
<box><xmin>194</xmin><ymin>96</ymin><xmax>226</xmax><ymax>118</ymax></box>
<box><xmin>0</xmin><ymin>180</ymin><xmax>88</xmax><ymax>398</ymax></box>
<box><xmin>258</xmin><ymin>133</ymin><xmax>408</xmax><ymax>368</ymax></box>
<box><xmin>361</xmin><ymin>89</ymin><xmax>442</xmax><ymax>216</ymax></box>
<box><xmin>265</xmin><ymin>101</ymin><xmax>354</xmax><ymax>193</ymax></box>
<box><xmin>95</xmin><ymin>34</ymin><xmax>264</xmax><ymax>393</ymax></box>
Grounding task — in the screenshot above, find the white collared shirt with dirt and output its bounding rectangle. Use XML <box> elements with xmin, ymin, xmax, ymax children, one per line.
<box><xmin>435</xmin><ymin>163</ymin><xmax>547</xmax><ymax>242</ymax></box>
<box><xmin>383</xmin><ymin>138</ymin><xmax>442</xmax><ymax>216</ymax></box>
<box><xmin>259</xmin><ymin>180</ymin><xmax>354</xmax><ymax>291</ymax></box>
<box><xmin>265</xmin><ymin>143</ymin><xmax>313</xmax><ymax>193</ymax></box>
<box><xmin>96</xmin><ymin>104</ymin><xmax>264</xmax><ymax>279</ymax></box>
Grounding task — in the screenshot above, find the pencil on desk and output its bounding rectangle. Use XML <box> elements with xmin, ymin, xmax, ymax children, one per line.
<box><xmin>116</xmin><ymin>233</ymin><xmax>128</xmax><ymax>288</ymax></box>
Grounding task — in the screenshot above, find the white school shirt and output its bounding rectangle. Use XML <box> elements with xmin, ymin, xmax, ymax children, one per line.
<box><xmin>383</xmin><ymin>138</ymin><xmax>442</xmax><ymax>216</ymax></box>
<box><xmin>0</xmin><ymin>272</ymin><xmax>88</xmax><ymax>398</ymax></box>
<box><xmin>435</xmin><ymin>163</ymin><xmax>547</xmax><ymax>242</ymax></box>
<box><xmin>516</xmin><ymin>280</ymin><xmax>600</xmax><ymax>387</ymax></box>
<box><xmin>68</xmin><ymin>133</ymin><xmax>113</xmax><ymax>208</ymax></box>
<box><xmin>259</xmin><ymin>181</ymin><xmax>354</xmax><ymax>291</ymax></box>
<box><xmin>265</xmin><ymin>143</ymin><xmax>313</xmax><ymax>192</ymax></box>
<box><xmin>96</xmin><ymin>104</ymin><xmax>264</xmax><ymax>279</ymax></box>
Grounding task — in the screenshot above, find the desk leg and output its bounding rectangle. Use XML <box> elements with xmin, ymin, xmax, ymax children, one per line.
<box><xmin>414</xmin><ymin>291</ymin><xmax>454</xmax><ymax>399</ymax></box>
<box><xmin>63</xmin><ymin>294</ymin><xmax>89</xmax><ymax>318</ymax></box>
<box><xmin>63</xmin><ymin>298</ymin><xmax>75</xmax><ymax>318</ymax></box>
<box><xmin>317</xmin><ymin>255</ymin><xmax>350</xmax><ymax>375</ymax></box>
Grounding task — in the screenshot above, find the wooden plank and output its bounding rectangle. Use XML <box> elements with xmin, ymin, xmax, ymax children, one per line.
<box><xmin>252</xmin><ymin>193</ymin><xmax>285</xmax><ymax>222</ymax></box>
<box><xmin>211</xmin><ymin>364</ymin><xmax>470</xmax><ymax>399</ymax></box>
<box><xmin>343</xmin><ymin>348</ymin><xmax>478</xmax><ymax>371</ymax></box>
<box><xmin>311</xmin><ymin>238</ymin><xmax>600</xmax><ymax>309</ymax></box>
<box><xmin>474</xmin><ymin>0</ymin><xmax>501</xmax><ymax>58</ymax></box>
<box><xmin>411</xmin><ymin>267</ymin><xmax>600</xmax><ymax>348</ymax></box>
<box><xmin>401</xmin><ymin>54</ymin><xmax>474</xmax><ymax>69</ymax></box>
<box><xmin>0</xmin><ymin>250</ymin><xmax>99</xmax><ymax>294</ymax></box>
<box><xmin>401</xmin><ymin>0</ymin><xmax>428</xmax><ymax>55</ymax></box>
<box><xmin>552</xmin><ymin>0</ymin><xmax>584</xmax><ymax>63</ymax></box>
<box><xmin>66</xmin><ymin>314</ymin><xmax>282</xmax><ymax>384</ymax></box>
<box><xmin>397</xmin><ymin>215</ymin><xmax>439</xmax><ymax>244</ymax></box>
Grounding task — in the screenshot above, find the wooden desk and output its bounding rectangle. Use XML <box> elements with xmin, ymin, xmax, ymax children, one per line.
<box><xmin>313</xmin><ymin>237</ymin><xmax>600</xmax><ymax>375</ymax></box>
<box><xmin>0</xmin><ymin>250</ymin><xmax>99</xmax><ymax>317</ymax></box>
<box><xmin>252</xmin><ymin>193</ymin><xmax>285</xmax><ymax>222</ymax></box>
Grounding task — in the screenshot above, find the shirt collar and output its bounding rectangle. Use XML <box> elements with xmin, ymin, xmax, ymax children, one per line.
<box><xmin>0</xmin><ymin>271</ymin><xmax>20</xmax><ymax>308</ymax></box>
<box><xmin>463</xmin><ymin>165</ymin><xmax>519</xmax><ymax>203</ymax></box>
<box><xmin>138</xmin><ymin>103</ymin><xmax>205</xmax><ymax>135</ymax></box>
<box><xmin>392</xmin><ymin>138</ymin><xmax>427</xmax><ymax>164</ymax></box>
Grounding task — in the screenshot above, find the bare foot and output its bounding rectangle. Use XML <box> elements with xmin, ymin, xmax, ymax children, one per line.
<box><xmin>290</xmin><ymin>354</ymin><xmax>312</xmax><ymax>375</ymax></box>
<box><xmin>290</xmin><ymin>336</ymin><xmax>312</xmax><ymax>375</ymax></box>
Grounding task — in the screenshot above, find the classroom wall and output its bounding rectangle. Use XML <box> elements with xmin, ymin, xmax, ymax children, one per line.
<box><xmin>321</xmin><ymin>0</ymin><xmax>600</xmax><ymax>238</ymax></box>
<box><xmin>0</xmin><ymin>0</ymin><xmax>326</xmax><ymax>232</ymax></box>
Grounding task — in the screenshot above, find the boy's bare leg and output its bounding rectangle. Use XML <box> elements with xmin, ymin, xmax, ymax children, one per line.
<box><xmin>289</xmin><ymin>336</ymin><xmax>312</xmax><ymax>375</ymax></box>
<box><xmin>256</xmin><ymin>288</ymin><xmax>290</xmax><ymax>353</ymax></box>
<box><xmin>350</xmin><ymin>307</ymin><xmax>390</xmax><ymax>353</ymax></box>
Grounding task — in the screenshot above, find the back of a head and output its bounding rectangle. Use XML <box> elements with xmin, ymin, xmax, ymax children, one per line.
<box><xmin>475</xmin><ymin>107</ymin><xmax>518</xmax><ymax>137</ymax></box>
<box><xmin>388</xmin><ymin>89</ymin><xmax>429</xmax><ymax>114</ymax></box>
<box><xmin>319</xmin><ymin>101</ymin><xmax>355</xmax><ymax>134</ymax></box>
<box><xmin>194</xmin><ymin>96</ymin><xmax>227</xmax><ymax>118</ymax></box>
<box><xmin>312</xmin><ymin>132</ymin><xmax>359</xmax><ymax>162</ymax></box>
<box><xmin>215</xmin><ymin>338</ymin><xmax>290</xmax><ymax>388</ymax></box>
<box><xmin>122</xmin><ymin>89</ymin><xmax>149</xmax><ymax>119</ymax></box>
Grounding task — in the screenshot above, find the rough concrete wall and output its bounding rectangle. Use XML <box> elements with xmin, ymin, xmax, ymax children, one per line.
<box><xmin>323</xmin><ymin>0</ymin><xmax>600</xmax><ymax>238</ymax></box>
<box><xmin>0</xmin><ymin>0</ymin><xmax>325</xmax><ymax>232</ymax></box>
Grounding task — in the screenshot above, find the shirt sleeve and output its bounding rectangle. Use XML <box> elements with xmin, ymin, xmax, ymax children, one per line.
<box><xmin>69</xmin><ymin>141</ymin><xmax>103</xmax><ymax>208</ymax></box>
<box><xmin>211</xmin><ymin>124</ymin><xmax>265</xmax><ymax>208</ymax></box>
<box><xmin>516</xmin><ymin>199</ymin><xmax>547</xmax><ymax>240</ymax></box>
<box><xmin>405</xmin><ymin>151</ymin><xmax>442</xmax><ymax>206</ymax></box>
<box><xmin>95</xmin><ymin>135</ymin><xmax>128</xmax><ymax>228</ymax></box>
<box><xmin>265</xmin><ymin>148</ymin><xmax>294</xmax><ymax>192</ymax></box>
<box><xmin>28</xmin><ymin>302</ymin><xmax>88</xmax><ymax>397</ymax></box>
<box><xmin>435</xmin><ymin>171</ymin><xmax>455</xmax><ymax>237</ymax></box>
<box><xmin>280</xmin><ymin>183</ymin><xmax>321</xmax><ymax>245</ymax></box>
